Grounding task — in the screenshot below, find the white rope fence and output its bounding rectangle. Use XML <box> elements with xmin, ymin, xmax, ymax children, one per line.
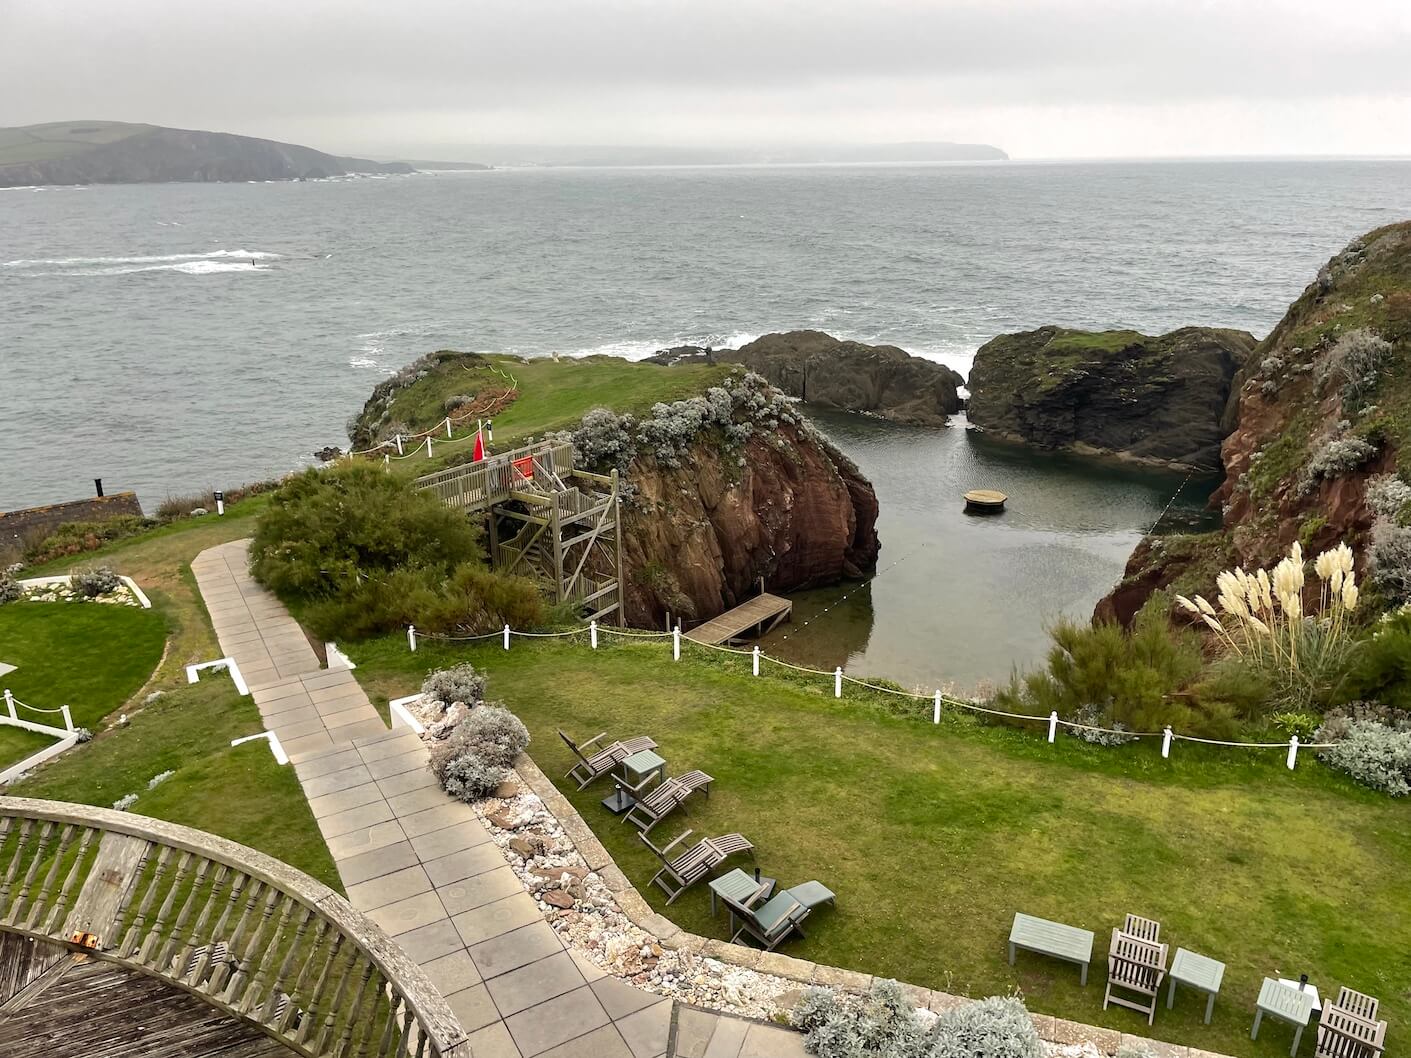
<box><xmin>405</xmin><ymin>622</ymin><xmax>1333</xmax><ymax>769</ymax></box>
<box><xmin>1</xmin><ymin>689</ymin><xmax>75</xmax><ymax>736</ymax></box>
<box><xmin>346</xmin><ymin>384</ymin><xmax>519</xmax><ymax>460</ymax></box>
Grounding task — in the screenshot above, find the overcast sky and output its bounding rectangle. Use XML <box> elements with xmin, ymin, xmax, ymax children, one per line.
<box><xmin>4</xmin><ymin>0</ymin><xmax>1410</xmax><ymax>159</ymax></box>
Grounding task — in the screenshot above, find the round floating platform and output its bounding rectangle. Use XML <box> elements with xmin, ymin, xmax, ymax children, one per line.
<box><xmin>964</xmin><ymin>489</ymin><xmax>1008</xmax><ymax>513</ymax></box>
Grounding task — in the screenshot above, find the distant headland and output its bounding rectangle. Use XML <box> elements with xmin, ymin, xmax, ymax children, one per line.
<box><xmin>0</xmin><ymin>121</ymin><xmax>435</xmax><ymax>187</ymax></box>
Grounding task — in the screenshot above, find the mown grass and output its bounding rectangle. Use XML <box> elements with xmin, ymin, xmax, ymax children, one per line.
<box><xmin>11</xmin><ymin>678</ymin><xmax>340</xmax><ymax>890</ymax></box>
<box><xmin>0</xmin><ymin>601</ymin><xmax>167</xmax><ymax>768</ymax></box>
<box><xmin>10</xmin><ymin>496</ymin><xmax>339</xmax><ymax>890</ymax></box>
<box><xmin>372</xmin><ymin>353</ymin><xmax>732</xmax><ymax>472</ymax></box>
<box><xmin>349</xmin><ymin>634</ymin><xmax>1411</xmax><ymax>1057</ymax></box>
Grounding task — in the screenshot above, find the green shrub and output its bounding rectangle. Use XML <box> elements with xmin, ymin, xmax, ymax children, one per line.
<box><xmin>1271</xmin><ymin>711</ymin><xmax>1322</xmax><ymax>741</ymax></box>
<box><xmin>996</xmin><ymin>602</ymin><xmax>1207</xmax><ymax>736</ymax></box>
<box><xmin>1318</xmin><ymin>720</ymin><xmax>1411</xmax><ymax>796</ymax></box>
<box><xmin>73</xmin><ymin>566</ymin><xmax>122</xmax><ymax>598</ymax></box>
<box><xmin>421</xmin><ymin>663</ymin><xmax>488</xmax><ymax>709</ymax></box>
<box><xmin>429</xmin><ymin>704</ymin><xmax>530</xmax><ymax>802</ymax></box>
<box><xmin>251</xmin><ymin>465</ymin><xmax>543</xmax><ymax>639</ymax></box>
<box><xmin>1341</xmin><ymin>611</ymin><xmax>1411</xmax><ymax>709</ymax></box>
<box><xmin>22</xmin><ymin>515</ymin><xmax>157</xmax><ymax>564</ymax></box>
<box><xmin>926</xmin><ymin>996</ymin><xmax>1042</xmax><ymax>1058</ymax></box>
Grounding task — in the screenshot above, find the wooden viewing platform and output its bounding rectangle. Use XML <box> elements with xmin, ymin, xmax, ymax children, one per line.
<box><xmin>684</xmin><ymin>593</ymin><xmax>793</xmax><ymax>645</ymax></box>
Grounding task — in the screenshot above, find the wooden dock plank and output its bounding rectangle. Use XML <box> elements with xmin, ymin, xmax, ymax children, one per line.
<box><xmin>0</xmin><ymin>950</ymin><xmax>295</xmax><ymax>1058</ymax></box>
<box><xmin>683</xmin><ymin>593</ymin><xmax>793</xmax><ymax>645</ymax></box>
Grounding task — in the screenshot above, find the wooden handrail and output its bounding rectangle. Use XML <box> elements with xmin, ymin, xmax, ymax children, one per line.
<box><xmin>0</xmin><ymin>797</ymin><xmax>469</xmax><ymax>1058</ymax></box>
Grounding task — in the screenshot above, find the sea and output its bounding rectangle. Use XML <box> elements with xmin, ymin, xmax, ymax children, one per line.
<box><xmin>4</xmin><ymin>159</ymin><xmax>1409</xmax><ymax>687</ymax></box>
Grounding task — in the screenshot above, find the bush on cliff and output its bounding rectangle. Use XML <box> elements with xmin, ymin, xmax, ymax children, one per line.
<box><xmin>251</xmin><ymin>465</ymin><xmax>544</xmax><ymax>639</ymax></box>
<box><xmin>996</xmin><ymin>599</ymin><xmax>1213</xmax><ymax>737</ymax></box>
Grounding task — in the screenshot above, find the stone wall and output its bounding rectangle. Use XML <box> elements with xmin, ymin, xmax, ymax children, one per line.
<box><xmin>0</xmin><ymin>492</ymin><xmax>143</xmax><ymax>557</ymax></box>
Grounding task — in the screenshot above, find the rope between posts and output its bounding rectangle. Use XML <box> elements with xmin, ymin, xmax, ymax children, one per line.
<box><xmin>405</xmin><ymin>623</ymin><xmax>1333</xmax><ymax>755</ymax></box>
<box><xmin>9</xmin><ymin>697</ymin><xmax>67</xmax><ymax>715</ymax></box>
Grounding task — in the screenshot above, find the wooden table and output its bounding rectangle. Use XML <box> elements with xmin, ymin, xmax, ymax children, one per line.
<box><xmin>1253</xmin><ymin>978</ymin><xmax>1316</xmax><ymax>1057</ymax></box>
<box><xmin>1168</xmin><ymin>947</ymin><xmax>1225</xmax><ymax>1024</ymax></box>
<box><xmin>1008</xmin><ymin>912</ymin><xmax>1095</xmax><ymax>986</ymax></box>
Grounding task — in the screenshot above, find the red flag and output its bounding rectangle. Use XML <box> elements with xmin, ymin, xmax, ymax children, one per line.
<box><xmin>472</xmin><ymin>430</ymin><xmax>485</xmax><ymax>462</ymax></box>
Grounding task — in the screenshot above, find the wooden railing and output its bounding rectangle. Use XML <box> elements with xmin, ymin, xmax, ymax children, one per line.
<box><xmin>0</xmin><ymin>797</ymin><xmax>469</xmax><ymax>1058</ymax></box>
<box><xmin>414</xmin><ymin>441</ymin><xmax>574</xmax><ymax>512</ymax></box>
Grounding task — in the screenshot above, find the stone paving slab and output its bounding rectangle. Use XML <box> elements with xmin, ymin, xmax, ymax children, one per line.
<box><xmin>193</xmin><ymin>538</ymin><xmax>803</xmax><ymax>1058</ymax></box>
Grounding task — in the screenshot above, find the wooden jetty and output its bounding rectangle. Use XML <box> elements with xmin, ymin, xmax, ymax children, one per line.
<box><xmin>964</xmin><ymin>489</ymin><xmax>1008</xmax><ymax>513</ymax></box>
<box><xmin>684</xmin><ymin>593</ymin><xmax>793</xmax><ymax>645</ymax></box>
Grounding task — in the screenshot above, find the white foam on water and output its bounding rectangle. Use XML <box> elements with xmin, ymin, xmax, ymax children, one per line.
<box><xmin>3</xmin><ymin>249</ymin><xmax>281</xmax><ymax>268</ymax></box>
<box><xmin>348</xmin><ymin>356</ymin><xmax>387</xmax><ymax>370</ymax></box>
<box><xmin>25</xmin><ymin>260</ymin><xmax>268</xmax><ymax>277</ymax></box>
<box><xmin>562</xmin><ymin>330</ymin><xmax>761</xmax><ymax>361</ymax></box>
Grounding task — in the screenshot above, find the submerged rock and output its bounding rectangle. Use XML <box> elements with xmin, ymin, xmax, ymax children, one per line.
<box><xmin>967</xmin><ymin>326</ymin><xmax>1256</xmax><ymax>470</ymax></box>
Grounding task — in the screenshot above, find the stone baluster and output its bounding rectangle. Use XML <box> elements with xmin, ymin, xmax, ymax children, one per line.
<box><xmin>156</xmin><ymin>856</ymin><xmax>212</xmax><ymax>969</ymax></box>
<box><xmin>258</xmin><ymin>903</ymin><xmax>315</xmax><ymax>1024</ymax></box>
<box><xmin>277</xmin><ymin>916</ymin><xmax>331</xmax><ymax>1035</ymax></box>
<box><xmin>312</xmin><ymin>937</ymin><xmax>359</xmax><ymax>1054</ymax></box>
<box><xmin>24</xmin><ymin>822</ymin><xmax>76</xmax><ymax>930</ymax></box>
<box><xmin>12</xmin><ymin>821</ymin><xmax>55</xmax><ymax>928</ymax></box>
<box><xmin>241</xmin><ymin>895</ymin><xmax>297</xmax><ymax>1014</ymax></box>
<box><xmin>210</xmin><ymin>877</ymin><xmax>267</xmax><ymax>994</ymax></box>
<box><xmin>334</xmin><ymin>960</ymin><xmax>379</xmax><ymax>1058</ymax></box>
<box><xmin>43</xmin><ymin>826</ymin><xmax>96</xmax><ymax>934</ymax></box>
<box><xmin>221</xmin><ymin>884</ymin><xmax>280</xmax><ymax>1005</ymax></box>
<box><xmin>174</xmin><ymin>863</ymin><xmax>230</xmax><ymax>981</ymax></box>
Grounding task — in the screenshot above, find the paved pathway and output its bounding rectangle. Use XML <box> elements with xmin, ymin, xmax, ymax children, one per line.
<box><xmin>192</xmin><ymin>541</ymin><xmax>804</xmax><ymax>1058</ymax></box>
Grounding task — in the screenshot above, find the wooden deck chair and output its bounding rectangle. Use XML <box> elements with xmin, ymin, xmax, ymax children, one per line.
<box><xmin>1316</xmin><ymin>1004</ymin><xmax>1387</xmax><ymax>1058</ymax></box>
<box><xmin>1103</xmin><ymin>930</ymin><xmax>1168</xmax><ymax>1026</ymax></box>
<box><xmin>723</xmin><ymin>882</ymin><xmax>811</xmax><ymax>951</ymax></box>
<box><xmin>1333</xmin><ymin>988</ymin><xmax>1381</xmax><ymax>1023</ymax></box>
<box><xmin>1121</xmin><ymin>914</ymin><xmax>1161</xmax><ymax>943</ymax></box>
<box><xmin>623</xmin><ymin>770</ymin><xmax>714</xmax><ymax>834</ymax></box>
<box><xmin>640</xmin><ymin>829</ymin><xmax>753</xmax><ymax>904</ymax></box>
<box><xmin>558</xmin><ymin>729</ymin><xmax>657</xmax><ymax>790</ymax></box>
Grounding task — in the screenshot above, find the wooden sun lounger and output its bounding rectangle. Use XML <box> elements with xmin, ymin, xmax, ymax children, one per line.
<box><xmin>1122</xmin><ymin>914</ymin><xmax>1161</xmax><ymax>943</ymax></box>
<box><xmin>1333</xmin><ymin>988</ymin><xmax>1381</xmax><ymax>1024</ymax></box>
<box><xmin>641</xmin><ymin>829</ymin><xmax>753</xmax><ymax>904</ymax></box>
<box><xmin>723</xmin><ymin>881</ymin><xmax>811</xmax><ymax>951</ymax></box>
<box><xmin>623</xmin><ymin>769</ymin><xmax>713</xmax><ymax>833</ymax></box>
<box><xmin>1104</xmin><ymin>929</ymin><xmax>1169</xmax><ymax>1025</ymax></box>
<box><xmin>558</xmin><ymin>729</ymin><xmax>658</xmax><ymax>789</ymax></box>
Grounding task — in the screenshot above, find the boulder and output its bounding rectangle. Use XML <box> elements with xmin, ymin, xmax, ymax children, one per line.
<box><xmin>967</xmin><ymin>326</ymin><xmax>1256</xmax><ymax>470</ymax></box>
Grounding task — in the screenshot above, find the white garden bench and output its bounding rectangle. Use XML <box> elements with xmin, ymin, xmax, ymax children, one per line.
<box><xmin>1008</xmin><ymin>912</ymin><xmax>1095</xmax><ymax>986</ymax></box>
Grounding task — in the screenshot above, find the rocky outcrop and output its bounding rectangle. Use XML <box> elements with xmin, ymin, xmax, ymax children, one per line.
<box><xmin>1096</xmin><ymin>221</ymin><xmax>1411</xmax><ymax>625</ymax></box>
<box><xmin>648</xmin><ymin>331</ymin><xmax>965</xmax><ymax>425</ymax></box>
<box><xmin>0</xmin><ymin>121</ymin><xmax>415</xmax><ymax>187</ymax></box>
<box><xmin>620</xmin><ymin>426</ymin><xmax>879</xmax><ymax>627</ymax></box>
<box><xmin>967</xmin><ymin>326</ymin><xmax>1256</xmax><ymax>470</ymax></box>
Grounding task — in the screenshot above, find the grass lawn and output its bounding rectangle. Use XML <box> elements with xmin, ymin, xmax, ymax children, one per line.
<box><xmin>376</xmin><ymin>353</ymin><xmax>733</xmax><ymax>472</ymax></box>
<box><xmin>9</xmin><ymin>497</ymin><xmax>339</xmax><ymax>890</ymax></box>
<box><xmin>349</xmin><ymin>634</ymin><xmax>1411</xmax><ymax>1057</ymax></box>
<box><xmin>11</xmin><ymin>678</ymin><xmax>340</xmax><ymax>890</ymax></box>
<box><xmin>0</xmin><ymin>601</ymin><xmax>167</xmax><ymax>769</ymax></box>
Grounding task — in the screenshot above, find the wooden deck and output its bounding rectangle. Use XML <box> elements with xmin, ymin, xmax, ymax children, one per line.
<box><xmin>0</xmin><ymin>946</ymin><xmax>295</xmax><ymax>1058</ymax></box>
<box><xmin>684</xmin><ymin>593</ymin><xmax>793</xmax><ymax>645</ymax></box>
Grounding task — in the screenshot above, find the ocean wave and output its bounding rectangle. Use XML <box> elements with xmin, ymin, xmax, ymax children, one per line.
<box><xmin>24</xmin><ymin>260</ymin><xmax>268</xmax><ymax>277</ymax></box>
<box><xmin>562</xmin><ymin>331</ymin><xmax>761</xmax><ymax>361</ymax></box>
<box><xmin>3</xmin><ymin>249</ymin><xmax>280</xmax><ymax>268</ymax></box>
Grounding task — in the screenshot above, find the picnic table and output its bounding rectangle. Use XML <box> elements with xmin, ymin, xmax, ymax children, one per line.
<box><xmin>1008</xmin><ymin>912</ymin><xmax>1095</xmax><ymax>986</ymax></box>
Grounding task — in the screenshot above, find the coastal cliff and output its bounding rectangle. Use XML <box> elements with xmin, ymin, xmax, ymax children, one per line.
<box><xmin>0</xmin><ymin>121</ymin><xmax>415</xmax><ymax>187</ymax></box>
<box><xmin>648</xmin><ymin>330</ymin><xmax>965</xmax><ymax>426</ymax></box>
<box><xmin>1097</xmin><ymin>221</ymin><xmax>1411</xmax><ymax>624</ymax></box>
<box><xmin>619</xmin><ymin>421</ymin><xmax>879</xmax><ymax>628</ymax></box>
<box><xmin>967</xmin><ymin>326</ymin><xmax>1256</xmax><ymax>470</ymax></box>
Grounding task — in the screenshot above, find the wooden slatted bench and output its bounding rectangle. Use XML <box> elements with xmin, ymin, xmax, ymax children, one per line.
<box><xmin>1009</xmin><ymin>912</ymin><xmax>1095</xmax><ymax>986</ymax></box>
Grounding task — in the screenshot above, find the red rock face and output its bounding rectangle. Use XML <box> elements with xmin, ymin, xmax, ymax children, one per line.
<box><xmin>619</xmin><ymin>426</ymin><xmax>880</xmax><ymax>628</ymax></box>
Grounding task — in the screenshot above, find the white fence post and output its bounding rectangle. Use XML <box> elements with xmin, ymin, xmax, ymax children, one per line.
<box><xmin>425</xmin><ymin>436</ymin><xmax>434</xmax><ymax>457</ymax></box>
<box><xmin>396</xmin><ymin>434</ymin><xmax>404</xmax><ymax>456</ymax></box>
<box><xmin>61</xmin><ymin>705</ymin><xmax>73</xmax><ymax>732</ymax></box>
<box><xmin>1287</xmin><ymin>735</ymin><xmax>1300</xmax><ymax>770</ymax></box>
<box><xmin>3</xmin><ymin>689</ymin><xmax>15</xmax><ymax>721</ymax></box>
<box><xmin>503</xmin><ymin>624</ymin><xmax>511</xmax><ymax>650</ymax></box>
<box><xmin>1048</xmin><ymin>711</ymin><xmax>1058</xmax><ymax>743</ymax></box>
<box><xmin>933</xmin><ymin>691</ymin><xmax>941</xmax><ymax>725</ymax></box>
<box><xmin>445</xmin><ymin>417</ymin><xmax>453</xmax><ymax>439</ymax></box>
<box><xmin>1162</xmin><ymin>726</ymin><xmax>1173</xmax><ymax>759</ymax></box>
<box><xmin>834</xmin><ymin>667</ymin><xmax>842</xmax><ymax>698</ymax></box>
<box><xmin>752</xmin><ymin>646</ymin><xmax>760</xmax><ymax>676</ymax></box>
<box><xmin>407</xmin><ymin>625</ymin><xmax>417</xmax><ymax>652</ymax></box>
<box><xmin>384</xmin><ymin>453</ymin><xmax>390</xmax><ymax>469</ymax></box>
<box><xmin>673</xmin><ymin>626</ymin><xmax>681</xmax><ymax>661</ymax></box>
<box><xmin>590</xmin><ymin>620</ymin><xmax>598</xmax><ymax>649</ymax></box>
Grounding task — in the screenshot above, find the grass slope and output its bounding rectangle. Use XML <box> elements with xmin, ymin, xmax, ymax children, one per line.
<box><xmin>350</xmin><ymin>635</ymin><xmax>1411</xmax><ymax>1057</ymax></box>
<box><xmin>0</xmin><ymin>121</ymin><xmax>150</xmax><ymax>165</ymax></box>
<box><xmin>11</xmin><ymin>678</ymin><xmax>340</xmax><ymax>889</ymax></box>
<box><xmin>366</xmin><ymin>353</ymin><xmax>732</xmax><ymax>472</ymax></box>
<box><xmin>0</xmin><ymin>601</ymin><xmax>166</xmax><ymax>768</ymax></box>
